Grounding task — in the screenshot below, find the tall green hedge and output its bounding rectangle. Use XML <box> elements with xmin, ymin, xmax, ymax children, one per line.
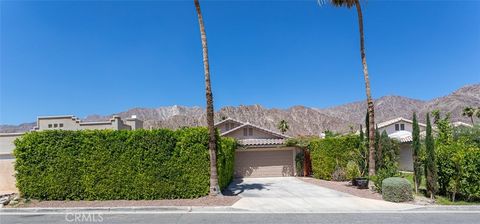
<box><xmin>309</xmin><ymin>135</ymin><xmax>361</xmax><ymax>180</ymax></box>
<box><xmin>14</xmin><ymin>128</ymin><xmax>236</xmax><ymax>200</ymax></box>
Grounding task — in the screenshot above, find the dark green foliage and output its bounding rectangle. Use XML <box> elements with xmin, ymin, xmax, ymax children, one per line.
<box><xmin>14</xmin><ymin>128</ymin><xmax>236</xmax><ymax>200</ymax></box>
<box><xmin>309</xmin><ymin>135</ymin><xmax>361</xmax><ymax>180</ymax></box>
<box><xmin>371</xmin><ymin>131</ymin><xmax>400</xmax><ymax>192</ymax></box>
<box><xmin>295</xmin><ymin>151</ymin><xmax>305</xmax><ymax>177</ymax></box>
<box><xmin>217</xmin><ymin>137</ymin><xmax>237</xmax><ymax>190</ymax></box>
<box><xmin>382</xmin><ymin>177</ymin><xmax>414</xmax><ymax>202</ymax></box>
<box><xmin>374</xmin><ymin>127</ymin><xmax>382</xmax><ymax>171</ymax></box>
<box><xmin>425</xmin><ymin>113</ymin><xmax>438</xmax><ymax>198</ymax></box>
<box><xmin>412</xmin><ymin>112</ymin><xmax>422</xmax><ymax>193</ymax></box>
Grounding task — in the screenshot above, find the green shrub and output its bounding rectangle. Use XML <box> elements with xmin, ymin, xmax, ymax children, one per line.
<box><xmin>346</xmin><ymin>161</ymin><xmax>361</xmax><ymax>180</ymax></box>
<box><xmin>14</xmin><ymin>128</ymin><xmax>236</xmax><ymax>200</ymax></box>
<box><xmin>382</xmin><ymin>177</ymin><xmax>414</xmax><ymax>202</ymax></box>
<box><xmin>309</xmin><ymin>135</ymin><xmax>360</xmax><ymax>180</ymax></box>
<box><xmin>371</xmin><ymin>165</ymin><xmax>399</xmax><ymax>193</ymax></box>
<box><xmin>436</xmin><ymin>139</ymin><xmax>480</xmax><ymax>201</ymax></box>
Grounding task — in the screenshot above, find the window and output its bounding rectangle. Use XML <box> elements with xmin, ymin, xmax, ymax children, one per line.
<box><xmin>225</xmin><ymin>123</ymin><xmax>230</xmax><ymax>131</ymax></box>
<box><xmin>395</xmin><ymin>124</ymin><xmax>399</xmax><ymax>131</ymax></box>
<box><xmin>243</xmin><ymin>128</ymin><xmax>248</xmax><ymax>136</ymax></box>
<box><xmin>59</xmin><ymin>123</ymin><xmax>64</xmax><ymax>128</ymax></box>
<box><xmin>400</xmin><ymin>124</ymin><xmax>405</xmax><ymax>130</ymax></box>
<box><xmin>249</xmin><ymin>128</ymin><xmax>253</xmax><ymax>136</ymax></box>
<box><xmin>54</xmin><ymin>124</ymin><xmax>58</xmax><ymax>128</ymax></box>
<box><xmin>48</xmin><ymin>124</ymin><xmax>52</xmax><ymax>128</ymax></box>
<box><xmin>230</xmin><ymin>123</ymin><xmax>236</xmax><ymax>130</ymax></box>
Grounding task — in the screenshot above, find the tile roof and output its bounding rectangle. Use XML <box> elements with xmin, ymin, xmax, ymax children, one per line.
<box><xmin>237</xmin><ymin>138</ymin><xmax>286</xmax><ymax>146</ymax></box>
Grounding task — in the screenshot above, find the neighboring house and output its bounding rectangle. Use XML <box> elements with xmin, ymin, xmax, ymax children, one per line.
<box><xmin>374</xmin><ymin>117</ymin><xmax>427</xmax><ymax>171</ymax></box>
<box><xmin>215</xmin><ymin>118</ymin><xmax>297</xmax><ymax>178</ymax></box>
<box><xmin>452</xmin><ymin>121</ymin><xmax>473</xmax><ymax>128</ymax></box>
<box><xmin>33</xmin><ymin>115</ymin><xmax>143</xmax><ymax>131</ymax></box>
<box><xmin>0</xmin><ymin>115</ymin><xmax>143</xmax><ymax>195</ymax></box>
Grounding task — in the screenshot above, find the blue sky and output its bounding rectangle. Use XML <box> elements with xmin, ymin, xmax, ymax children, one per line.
<box><xmin>1</xmin><ymin>0</ymin><xmax>479</xmax><ymax>125</ymax></box>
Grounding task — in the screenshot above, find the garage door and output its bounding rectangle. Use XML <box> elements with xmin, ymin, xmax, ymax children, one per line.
<box><xmin>234</xmin><ymin>150</ymin><xmax>294</xmax><ymax>178</ymax></box>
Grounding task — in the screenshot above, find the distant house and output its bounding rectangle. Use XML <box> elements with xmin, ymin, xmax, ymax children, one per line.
<box><xmin>374</xmin><ymin>117</ymin><xmax>427</xmax><ymax>171</ymax></box>
<box><xmin>33</xmin><ymin>115</ymin><xmax>143</xmax><ymax>131</ymax></box>
<box><xmin>215</xmin><ymin>118</ymin><xmax>297</xmax><ymax>178</ymax></box>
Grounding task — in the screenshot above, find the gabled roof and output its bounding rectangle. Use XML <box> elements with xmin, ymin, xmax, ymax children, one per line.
<box><xmin>220</xmin><ymin>122</ymin><xmax>290</xmax><ymax>139</ymax></box>
<box><xmin>214</xmin><ymin>117</ymin><xmax>244</xmax><ymax>127</ymax></box>
<box><xmin>377</xmin><ymin>117</ymin><xmax>426</xmax><ymax>129</ymax></box>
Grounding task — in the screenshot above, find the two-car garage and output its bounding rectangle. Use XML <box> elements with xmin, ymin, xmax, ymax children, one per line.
<box><xmin>234</xmin><ymin>148</ymin><xmax>296</xmax><ymax>178</ymax></box>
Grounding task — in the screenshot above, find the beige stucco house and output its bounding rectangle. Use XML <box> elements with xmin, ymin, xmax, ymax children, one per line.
<box><xmin>215</xmin><ymin>118</ymin><xmax>298</xmax><ymax>178</ymax></box>
<box><xmin>0</xmin><ymin>115</ymin><xmax>143</xmax><ymax>195</ymax></box>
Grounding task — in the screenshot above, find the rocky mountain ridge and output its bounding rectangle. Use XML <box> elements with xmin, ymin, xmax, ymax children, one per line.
<box><xmin>1</xmin><ymin>84</ymin><xmax>479</xmax><ymax>136</ymax></box>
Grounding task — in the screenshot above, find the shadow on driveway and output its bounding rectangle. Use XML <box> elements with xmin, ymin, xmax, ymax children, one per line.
<box><xmin>223</xmin><ymin>178</ymin><xmax>270</xmax><ymax>196</ymax></box>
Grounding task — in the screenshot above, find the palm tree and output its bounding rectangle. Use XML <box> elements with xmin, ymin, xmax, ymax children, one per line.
<box><xmin>277</xmin><ymin>120</ymin><xmax>289</xmax><ymax>134</ymax></box>
<box><xmin>321</xmin><ymin>0</ymin><xmax>376</xmax><ymax>176</ymax></box>
<box><xmin>462</xmin><ymin>107</ymin><xmax>475</xmax><ymax>125</ymax></box>
<box><xmin>476</xmin><ymin>107</ymin><xmax>480</xmax><ymax>120</ymax></box>
<box><xmin>194</xmin><ymin>0</ymin><xmax>221</xmax><ymax>196</ymax></box>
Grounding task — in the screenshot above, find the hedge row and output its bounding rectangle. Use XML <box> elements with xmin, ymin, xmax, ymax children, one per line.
<box><xmin>309</xmin><ymin>135</ymin><xmax>360</xmax><ymax>180</ymax></box>
<box><xmin>14</xmin><ymin>128</ymin><xmax>236</xmax><ymax>200</ymax></box>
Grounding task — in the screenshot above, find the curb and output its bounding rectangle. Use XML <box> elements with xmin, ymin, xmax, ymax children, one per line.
<box><xmin>409</xmin><ymin>205</ymin><xmax>480</xmax><ymax>212</ymax></box>
<box><xmin>0</xmin><ymin>206</ymin><xmax>247</xmax><ymax>214</ymax></box>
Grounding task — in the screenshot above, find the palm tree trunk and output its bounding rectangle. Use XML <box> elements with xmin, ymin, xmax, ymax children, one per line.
<box><xmin>194</xmin><ymin>0</ymin><xmax>221</xmax><ymax>196</ymax></box>
<box><xmin>355</xmin><ymin>0</ymin><xmax>375</xmax><ymax>178</ymax></box>
<box><xmin>471</xmin><ymin>116</ymin><xmax>474</xmax><ymax>126</ymax></box>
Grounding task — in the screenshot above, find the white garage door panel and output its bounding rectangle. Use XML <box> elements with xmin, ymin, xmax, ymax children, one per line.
<box><xmin>235</xmin><ymin>150</ymin><xmax>294</xmax><ymax>177</ymax></box>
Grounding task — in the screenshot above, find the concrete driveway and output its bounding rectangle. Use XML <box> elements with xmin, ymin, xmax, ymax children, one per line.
<box><xmin>225</xmin><ymin>177</ymin><xmax>419</xmax><ymax>213</ymax></box>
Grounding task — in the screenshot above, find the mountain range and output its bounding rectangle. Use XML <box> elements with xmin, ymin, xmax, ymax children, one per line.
<box><xmin>1</xmin><ymin>84</ymin><xmax>479</xmax><ymax>136</ymax></box>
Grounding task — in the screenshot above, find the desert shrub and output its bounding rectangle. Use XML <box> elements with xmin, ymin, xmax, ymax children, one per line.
<box><xmin>309</xmin><ymin>135</ymin><xmax>360</xmax><ymax>180</ymax></box>
<box><xmin>14</xmin><ymin>128</ymin><xmax>236</xmax><ymax>200</ymax></box>
<box><xmin>332</xmin><ymin>165</ymin><xmax>347</xmax><ymax>181</ymax></box>
<box><xmin>346</xmin><ymin>161</ymin><xmax>361</xmax><ymax>180</ymax></box>
<box><xmin>382</xmin><ymin>177</ymin><xmax>414</xmax><ymax>202</ymax></box>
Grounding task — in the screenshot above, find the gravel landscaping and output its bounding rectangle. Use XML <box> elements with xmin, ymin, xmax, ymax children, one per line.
<box><xmin>299</xmin><ymin>177</ymin><xmax>383</xmax><ymax>201</ymax></box>
<box><xmin>7</xmin><ymin>195</ymin><xmax>240</xmax><ymax>208</ymax></box>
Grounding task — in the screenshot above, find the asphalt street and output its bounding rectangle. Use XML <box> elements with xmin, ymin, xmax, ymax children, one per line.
<box><xmin>2</xmin><ymin>212</ymin><xmax>480</xmax><ymax>224</ymax></box>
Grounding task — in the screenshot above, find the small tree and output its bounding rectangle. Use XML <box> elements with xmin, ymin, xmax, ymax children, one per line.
<box><xmin>374</xmin><ymin>125</ymin><xmax>382</xmax><ymax>171</ymax></box>
<box><xmin>462</xmin><ymin>107</ymin><xmax>476</xmax><ymax>125</ymax></box>
<box><xmin>412</xmin><ymin>112</ymin><xmax>422</xmax><ymax>194</ymax></box>
<box><xmin>277</xmin><ymin>120</ymin><xmax>289</xmax><ymax>134</ymax></box>
<box><xmin>358</xmin><ymin>125</ymin><xmax>368</xmax><ymax>176</ymax></box>
<box><xmin>425</xmin><ymin>113</ymin><xmax>438</xmax><ymax>199</ymax></box>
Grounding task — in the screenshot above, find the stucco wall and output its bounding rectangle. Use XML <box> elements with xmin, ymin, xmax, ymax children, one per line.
<box><xmin>0</xmin><ymin>133</ymin><xmax>23</xmax><ymax>155</ymax></box>
<box><xmin>0</xmin><ymin>157</ymin><xmax>17</xmax><ymax>194</ymax></box>
<box><xmin>378</xmin><ymin>121</ymin><xmax>426</xmax><ymax>135</ymax></box>
<box><xmin>399</xmin><ymin>142</ymin><xmax>413</xmax><ymax>171</ymax></box>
